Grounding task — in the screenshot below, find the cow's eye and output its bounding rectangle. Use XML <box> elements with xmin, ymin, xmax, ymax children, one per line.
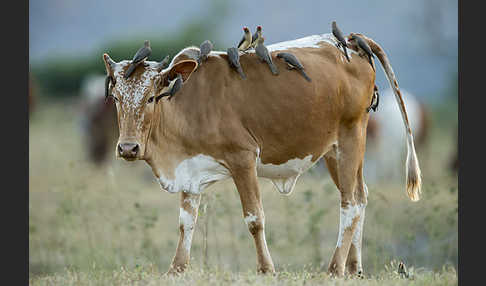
<box><xmin>148</xmin><ymin>96</ymin><xmax>154</xmax><ymax>103</ymax></box>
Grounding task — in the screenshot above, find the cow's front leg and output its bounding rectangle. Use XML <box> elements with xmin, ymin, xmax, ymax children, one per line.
<box><xmin>167</xmin><ymin>192</ymin><xmax>201</xmax><ymax>274</ymax></box>
<box><xmin>229</xmin><ymin>152</ymin><xmax>275</xmax><ymax>274</ymax></box>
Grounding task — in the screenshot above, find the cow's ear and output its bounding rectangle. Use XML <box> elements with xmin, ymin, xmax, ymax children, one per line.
<box><xmin>102</xmin><ymin>53</ymin><xmax>117</xmax><ymax>77</ymax></box>
<box><xmin>166</xmin><ymin>60</ymin><xmax>198</xmax><ymax>83</ymax></box>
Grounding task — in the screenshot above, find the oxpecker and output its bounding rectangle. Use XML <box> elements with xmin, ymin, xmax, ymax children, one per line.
<box><xmin>237</xmin><ymin>26</ymin><xmax>253</xmax><ymax>51</ymax></box>
<box><xmin>227</xmin><ymin>47</ymin><xmax>246</xmax><ymax>80</ymax></box>
<box><xmin>198</xmin><ymin>40</ymin><xmax>213</xmax><ymax>64</ymax></box>
<box><xmin>125</xmin><ymin>40</ymin><xmax>152</xmax><ymax>79</ymax></box>
<box><xmin>250</xmin><ymin>26</ymin><xmax>262</xmax><ymax>49</ymax></box>
<box><xmin>155</xmin><ymin>55</ymin><xmax>170</xmax><ymax>71</ymax></box>
<box><xmin>331</xmin><ymin>21</ymin><xmax>350</xmax><ymax>62</ymax></box>
<box><xmin>349</xmin><ymin>34</ymin><xmax>375</xmax><ymax>71</ymax></box>
<box><xmin>255</xmin><ymin>37</ymin><xmax>279</xmax><ymax>75</ymax></box>
<box><xmin>276</xmin><ymin>52</ymin><xmax>311</xmax><ymax>82</ymax></box>
<box><xmin>367</xmin><ymin>85</ymin><xmax>380</xmax><ymax>112</ymax></box>
<box><xmin>156</xmin><ymin>73</ymin><xmax>183</xmax><ymax>101</ymax></box>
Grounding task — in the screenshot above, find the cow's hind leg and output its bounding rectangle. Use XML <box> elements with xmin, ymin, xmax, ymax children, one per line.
<box><xmin>327</xmin><ymin>123</ymin><xmax>367</xmax><ymax>277</ymax></box>
<box><xmin>345</xmin><ymin>162</ymin><xmax>368</xmax><ymax>277</ymax></box>
<box><xmin>228</xmin><ymin>151</ymin><xmax>275</xmax><ymax>274</ymax></box>
<box><xmin>167</xmin><ymin>192</ymin><xmax>201</xmax><ymax>274</ymax></box>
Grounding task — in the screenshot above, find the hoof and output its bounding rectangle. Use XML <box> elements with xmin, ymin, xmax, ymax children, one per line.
<box><xmin>257</xmin><ymin>265</ymin><xmax>276</xmax><ymax>275</ymax></box>
<box><xmin>328</xmin><ymin>263</ymin><xmax>345</xmax><ymax>278</ymax></box>
<box><xmin>165</xmin><ymin>265</ymin><xmax>186</xmax><ymax>276</ymax></box>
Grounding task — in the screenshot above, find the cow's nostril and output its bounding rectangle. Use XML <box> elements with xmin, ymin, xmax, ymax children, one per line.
<box><xmin>118</xmin><ymin>142</ymin><xmax>139</xmax><ymax>157</ymax></box>
<box><xmin>131</xmin><ymin>144</ymin><xmax>139</xmax><ymax>153</ymax></box>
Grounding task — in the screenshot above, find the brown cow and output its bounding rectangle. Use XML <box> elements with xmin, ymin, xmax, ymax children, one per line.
<box><xmin>102</xmin><ymin>33</ymin><xmax>422</xmax><ymax>277</ymax></box>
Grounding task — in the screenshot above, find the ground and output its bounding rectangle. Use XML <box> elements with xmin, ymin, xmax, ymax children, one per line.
<box><xmin>29</xmin><ymin>97</ymin><xmax>457</xmax><ymax>285</ymax></box>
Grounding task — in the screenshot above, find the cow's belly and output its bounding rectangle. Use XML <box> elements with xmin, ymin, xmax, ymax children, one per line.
<box><xmin>157</xmin><ymin>152</ymin><xmax>322</xmax><ymax>195</ymax></box>
<box><xmin>257</xmin><ymin>154</ymin><xmax>321</xmax><ymax>195</ymax></box>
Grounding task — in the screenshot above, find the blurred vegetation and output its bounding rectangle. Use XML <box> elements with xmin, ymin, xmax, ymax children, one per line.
<box><xmin>31</xmin><ymin>0</ymin><xmax>229</xmax><ymax>97</ymax></box>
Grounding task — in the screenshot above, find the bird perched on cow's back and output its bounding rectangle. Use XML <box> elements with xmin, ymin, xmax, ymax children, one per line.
<box><xmin>156</xmin><ymin>73</ymin><xmax>183</xmax><ymax>102</ymax></box>
<box><xmin>276</xmin><ymin>52</ymin><xmax>311</xmax><ymax>82</ymax></box>
<box><xmin>348</xmin><ymin>34</ymin><xmax>375</xmax><ymax>71</ymax></box>
<box><xmin>124</xmin><ymin>40</ymin><xmax>152</xmax><ymax>79</ymax></box>
<box><xmin>250</xmin><ymin>26</ymin><xmax>262</xmax><ymax>49</ymax></box>
<box><xmin>238</xmin><ymin>26</ymin><xmax>253</xmax><ymax>52</ymax></box>
<box><xmin>198</xmin><ymin>40</ymin><xmax>213</xmax><ymax>65</ymax></box>
<box><xmin>255</xmin><ymin>37</ymin><xmax>279</xmax><ymax>75</ymax></box>
<box><xmin>227</xmin><ymin>47</ymin><xmax>246</xmax><ymax>80</ymax></box>
<box><xmin>331</xmin><ymin>21</ymin><xmax>350</xmax><ymax>62</ymax></box>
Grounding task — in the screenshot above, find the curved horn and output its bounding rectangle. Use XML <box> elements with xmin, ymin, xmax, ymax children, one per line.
<box><xmin>103</xmin><ymin>53</ymin><xmax>117</xmax><ymax>69</ymax></box>
<box><xmin>155</xmin><ymin>55</ymin><xmax>170</xmax><ymax>72</ymax></box>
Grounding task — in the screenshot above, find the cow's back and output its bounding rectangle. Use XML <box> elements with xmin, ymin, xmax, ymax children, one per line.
<box><xmin>172</xmin><ymin>41</ymin><xmax>374</xmax><ymax>168</ymax></box>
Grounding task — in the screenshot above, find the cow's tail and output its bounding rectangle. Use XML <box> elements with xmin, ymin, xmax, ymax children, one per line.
<box><xmin>359</xmin><ymin>33</ymin><xmax>422</xmax><ymax>201</ymax></box>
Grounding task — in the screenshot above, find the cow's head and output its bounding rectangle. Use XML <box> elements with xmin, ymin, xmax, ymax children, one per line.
<box><xmin>102</xmin><ymin>52</ymin><xmax>198</xmax><ymax>161</ymax></box>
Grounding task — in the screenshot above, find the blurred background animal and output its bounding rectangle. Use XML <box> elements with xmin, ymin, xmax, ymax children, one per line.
<box><xmin>78</xmin><ymin>74</ymin><xmax>118</xmax><ymax>165</ymax></box>
<box><xmin>364</xmin><ymin>88</ymin><xmax>430</xmax><ymax>182</ymax></box>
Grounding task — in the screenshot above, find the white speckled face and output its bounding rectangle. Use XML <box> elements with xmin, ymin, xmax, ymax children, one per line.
<box><xmin>111</xmin><ymin>60</ymin><xmax>161</xmax><ymax>159</ymax></box>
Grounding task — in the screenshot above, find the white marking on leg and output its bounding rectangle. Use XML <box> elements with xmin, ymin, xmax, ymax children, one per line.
<box><xmin>179</xmin><ymin>208</ymin><xmax>195</xmax><ymax>252</ymax></box>
<box><xmin>244</xmin><ymin>212</ymin><xmax>258</xmax><ymax>225</ymax></box>
<box><xmin>183</xmin><ymin>196</ymin><xmax>199</xmax><ymax>210</ymax></box>
<box><xmin>336</xmin><ymin>203</ymin><xmax>363</xmax><ymax>248</ymax></box>
<box><xmin>351</xmin><ymin>207</ymin><xmax>365</xmax><ymax>270</ymax></box>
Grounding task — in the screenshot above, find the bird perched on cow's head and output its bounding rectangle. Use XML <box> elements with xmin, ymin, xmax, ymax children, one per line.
<box><xmin>198</xmin><ymin>40</ymin><xmax>213</xmax><ymax>65</ymax></box>
<box><xmin>124</xmin><ymin>40</ymin><xmax>152</xmax><ymax>79</ymax></box>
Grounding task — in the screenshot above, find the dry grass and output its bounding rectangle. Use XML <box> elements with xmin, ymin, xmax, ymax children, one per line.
<box><xmin>29</xmin><ymin>98</ymin><xmax>457</xmax><ymax>284</ymax></box>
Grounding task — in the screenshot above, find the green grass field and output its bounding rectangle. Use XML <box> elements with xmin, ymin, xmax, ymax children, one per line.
<box><xmin>29</xmin><ymin>98</ymin><xmax>457</xmax><ymax>285</ymax></box>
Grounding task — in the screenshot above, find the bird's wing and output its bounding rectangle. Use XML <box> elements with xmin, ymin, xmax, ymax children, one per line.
<box><xmin>286</xmin><ymin>54</ymin><xmax>302</xmax><ymax>68</ymax></box>
<box><xmin>132</xmin><ymin>47</ymin><xmax>151</xmax><ymax>63</ymax></box>
<box><xmin>238</xmin><ymin>35</ymin><xmax>246</xmax><ymax>48</ymax></box>
<box><xmin>358</xmin><ymin>38</ymin><xmax>374</xmax><ymax>57</ymax></box>
<box><xmin>252</xmin><ymin>32</ymin><xmax>258</xmax><ymax>43</ymax></box>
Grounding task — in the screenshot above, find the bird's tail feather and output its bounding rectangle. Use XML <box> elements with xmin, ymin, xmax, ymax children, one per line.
<box><xmin>299</xmin><ymin>70</ymin><xmax>312</xmax><ymax>82</ymax></box>
<box><xmin>237</xmin><ymin>67</ymin><xmax>247</xmax><ymax>80</ymax></box>
<box><xmin>268</xmin><ymin>61</ymin><xmax>279</xmax><ymax>75</ymax></box>
<box><xmin>344</xmin><ymin>47</ymin><xmax>350</xmax><ymax>62</ymax></box>
<box><xmin>124</xmin><ymin>64</ymin><xmax>136</xmax><ymax>79</ymax></box>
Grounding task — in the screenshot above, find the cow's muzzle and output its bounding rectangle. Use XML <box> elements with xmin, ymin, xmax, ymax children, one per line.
<box><xmin>117</xmin><ymin>142</ymin><xmax>140</xmax><ymax>160</ymax></box>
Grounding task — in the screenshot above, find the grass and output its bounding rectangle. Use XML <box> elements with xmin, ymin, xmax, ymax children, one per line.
<box><xmin>30</xmin><ymin>263</ymin><xmax>457</xmax><ymax>286</ymax></box>
<box><xmin>29</xmin><ymin>97</ymin><xmax>458</xmax><ymax>285</ymax></box>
